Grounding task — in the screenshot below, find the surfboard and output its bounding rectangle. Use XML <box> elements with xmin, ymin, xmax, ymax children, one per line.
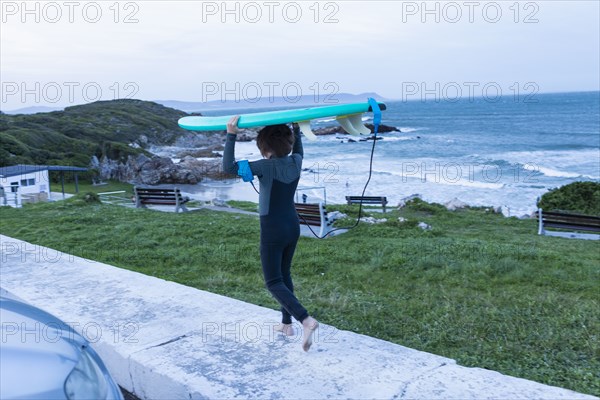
<box><xmin>177</xmin><ymin>101</ymin><xmax>387</xmax><ymax>140</ymax></box>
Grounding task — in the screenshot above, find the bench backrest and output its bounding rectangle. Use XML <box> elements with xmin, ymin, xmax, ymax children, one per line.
<box><xmin>346</xmin><ymin>196</ymin><xmax>388</xmax><ymax>204</ymax></box>
<box><xmin>134</xmin><ymin>187</ymin><xmax>185</xmax><ymax>204</ymax></box>
<box><xmin>537</xmin><ymin>210</ymin><xmax>600</xmax><ymax>233</ymax></box>
<box><xmin>295</xmin><ymin>203</ymin><xmax>326</xmax><ymax>227</ymax></box>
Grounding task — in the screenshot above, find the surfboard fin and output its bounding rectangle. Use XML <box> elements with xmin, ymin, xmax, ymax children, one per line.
<box><xmin>297</xmin><ymin>121</ymin><xmax>317</xmax><ymax>141</ymax></box>
<box><xmin>336</xmin><ymin>114</ymin><xmax>371</xmax><ymax>135</ymax></box>
<box><xmin>347</xmin><ymin>114</ymin><xmax>372</xmax><ymax>135</ymax></box>
<box><xmin>336</xmin><ymin>116</ymin><xmax>360</xmax><ymax>135</ymax></box>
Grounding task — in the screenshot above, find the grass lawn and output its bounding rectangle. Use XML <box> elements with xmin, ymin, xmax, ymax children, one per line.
<box><xmin>53</xmin><ymin>179</ymin><xmax>134</xmax><ymax>196</ymax></box>
<box><xmin>0</xmin><ymin>196</ymin><xmax>598</xmax><ymax>395</ymax></box>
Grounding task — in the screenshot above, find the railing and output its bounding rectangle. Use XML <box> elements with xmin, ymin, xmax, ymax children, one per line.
<box><xmin>1</xmin><ymin>191</ymin><xmax>20</xmax><ymax>208</ymax></box>
<box><xmin>98</xmin><ymin>191</ymin><xmax>133</xmax><ymax>206</ymax></box>
<box><xmin>295</xmin><ymin>186</ymin><xmax>327</xmax><ymax>205</ymax></box>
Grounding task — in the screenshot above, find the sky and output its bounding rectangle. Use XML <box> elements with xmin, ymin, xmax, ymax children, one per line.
<box><xmin>1</xmin><ymin>0</ymin><xmax>599</xmax><ymax>110</ymax></box>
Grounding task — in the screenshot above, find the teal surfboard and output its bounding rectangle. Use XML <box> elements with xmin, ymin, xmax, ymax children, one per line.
<box><xmin>177</xmin><ymin>101</ymin><xmax>386</xmax><ymax>140</ymax></box>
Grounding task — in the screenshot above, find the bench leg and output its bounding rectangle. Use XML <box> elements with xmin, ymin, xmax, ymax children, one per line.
<box><xmin>175</xmin><ymin>201</ymin><xmax>189</xmax><ymax>213</ymax></box>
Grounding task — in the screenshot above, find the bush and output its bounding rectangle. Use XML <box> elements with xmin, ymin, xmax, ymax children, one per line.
<box><xmin>403</xmin><ymin>198</ymin><xmax>447</xmax><ymax>214</ymax></box>
<box><xmin>537</xmin><ymin>181</ymin><xmax>600</xmax><ymax>215</ymax></box>
<box><xmin>64</xmin><ymin>192</ymin><xmax>101</xmax><ymax>206</ymax></box>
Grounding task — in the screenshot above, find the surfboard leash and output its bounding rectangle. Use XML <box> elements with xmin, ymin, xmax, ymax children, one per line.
<box><xmin>238</xmin><ymin>98</ymin><xmax>382</xmax><ymax>239</ymax></box>
<box><xmin>312</xmin><ymin>97</ymin><xmax>382</xmax><ymax>238</ymax></box>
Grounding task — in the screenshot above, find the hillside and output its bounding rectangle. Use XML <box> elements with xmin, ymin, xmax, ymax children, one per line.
<box><xmin>0</xmin><ymin>99</ymin><xmax>187</xmax><ymax>167</ymax></box>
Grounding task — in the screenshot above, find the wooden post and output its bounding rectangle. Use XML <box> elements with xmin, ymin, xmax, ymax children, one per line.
<box><xmin>47</xmin><ymin>170</ymin><xmax>52</xmax><ymax>200</ymax></box>
<box><xmin>74</xmin><ymin>173</ymin><xmax>79</xmax><ymax>193</ymax></box>
<box><xmin>60</xmin><ymin>171</ymin><xmax>65</xmax><ymax>199</ymax></box>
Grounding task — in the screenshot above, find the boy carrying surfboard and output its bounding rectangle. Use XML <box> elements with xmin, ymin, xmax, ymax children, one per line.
<box><xmin>222</xmin><ymin>116</ymin><xmax>319</xmax><ymax>352</ymax></box>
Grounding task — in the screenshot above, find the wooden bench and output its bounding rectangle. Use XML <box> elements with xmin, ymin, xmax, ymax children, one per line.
<box><xmin>295</xmin><ymin>202</ymin><xmax>333</xmax><ymax>238</ymax></box>
<box><xmin>134</xmin><ymin>187</ymin><xmax>190</xmax><ymax>213</ymax></box>
<box><xmin>536</xmin><ymin>209</ymin><xmax>600</xmax><ymax>240</ymax></box>
<box><xmin>346</xmin><ymin>196</ymin><xmax>388</xmax><ymax>213</ymax></box>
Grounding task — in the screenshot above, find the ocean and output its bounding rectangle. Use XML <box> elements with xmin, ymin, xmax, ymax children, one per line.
<box><xmin>176</xmin><ymin>91</ymin><xmax>600</xmax><ymax>217</ymax></box>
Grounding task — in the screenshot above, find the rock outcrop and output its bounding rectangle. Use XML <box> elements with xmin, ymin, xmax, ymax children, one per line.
<box><xmin>444</xmin><ymin>197</ymin><xmax>469</xmax><ymax>211</ymax></box>
<box><xmin>313</xmin><ymin>123</ymin><xmax>400</xmax><ymax>136</ymax></box>
<box><xmin>87</xmin><ymin>119</ymin><xmax>400</xmax><ymax>185</ymax></box>
<box><xmin>90</xmin><ymin>154</ymin><xmax>226</xmax><ymax>185</ymax></box>
<box><xmin>175</xmin><ymin>144</ymin><xmax>225</xmax><ymax>159</ymax></box>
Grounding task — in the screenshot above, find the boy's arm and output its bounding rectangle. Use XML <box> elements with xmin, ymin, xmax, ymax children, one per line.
<box><xmin>292</xmin><ymin>123</ymin><xmax>303</xmax><ymax>158</ymax></box>
<box><xmin>222</xmin><ymin>133</ymin><xmax>238</xmax><ymax>175</ymax></box>
<box><xmin>223</xmin><ymin>115</ymin><xmax>241</xmax><ymax>175</ymax></box>
<box><xmin>222</xmin><ymin>116</ymin><xmax>264</xmax><ymax>178</ymax></box>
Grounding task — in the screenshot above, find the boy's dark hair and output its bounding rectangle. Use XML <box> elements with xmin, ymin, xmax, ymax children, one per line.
<box><xmin>256</xmin><ymin>124</ymin><xmax>295</xmax><ymax>158</ymax></box>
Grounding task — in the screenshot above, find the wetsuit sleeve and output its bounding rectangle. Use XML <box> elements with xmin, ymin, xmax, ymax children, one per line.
<box><xmin>222</xmin><ymin>133</ymin><xmax>239</xmax><ymax>175</ymax></box>
<box><xmin>249</xmin><ymin>160</ymin><xmax>266</xmax><ymax>178</ymax></box>
<box><xmin>224</xmin><ymin>133</ymin><xmax>266</xmax><ymax>178</ymax></box>
<box><xmin>292</xmin><ymin>125</ymin><xmax>303</xmax><ymax>158</ymax></box>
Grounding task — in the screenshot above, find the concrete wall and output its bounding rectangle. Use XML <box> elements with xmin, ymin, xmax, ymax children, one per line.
<box><xmin>0</xmin><ymin>234</ymin><xmax>597</xmax><ymax>400</ymax></box>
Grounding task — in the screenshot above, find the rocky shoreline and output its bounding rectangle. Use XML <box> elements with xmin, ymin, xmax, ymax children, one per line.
<box><xmin>91</xmin><ymin>124</ymin><xmax>401</xmax><ymax>185</ymax></box>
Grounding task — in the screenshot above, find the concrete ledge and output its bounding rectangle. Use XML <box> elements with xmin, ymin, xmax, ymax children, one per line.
<box><xmin>0</xmin><ymin>234</ymin><xmax>596</xmax><ymax>399</ymax></box>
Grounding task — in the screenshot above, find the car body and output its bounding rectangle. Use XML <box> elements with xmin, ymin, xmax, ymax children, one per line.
<box><xmin>0</xmin><ymin>296</ymin><xmax>124</xmax><ymax>400</ymax></box>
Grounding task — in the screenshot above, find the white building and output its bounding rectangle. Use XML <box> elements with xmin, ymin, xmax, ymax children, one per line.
<box><xmin>0</xmin><ymin>165</ymin><xmax>87</xmax><ymax>207</ymax></box>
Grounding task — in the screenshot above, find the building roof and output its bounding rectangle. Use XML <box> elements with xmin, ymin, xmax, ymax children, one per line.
<box><xmin>0</xmin><ymin>164</ymin><xmax>88</xmax><ymax>178</ymax></box>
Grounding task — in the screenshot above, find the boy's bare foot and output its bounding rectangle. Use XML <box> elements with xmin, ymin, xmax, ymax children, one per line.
<box><xmin>302</xmin><ymin>316</ymin><xmax>319</xmax><ymax>352</ymax></box>
<box><xmin>274</xmin><ymin>323</ymin><xmax>295</xmax><ymax>336</ymax></box>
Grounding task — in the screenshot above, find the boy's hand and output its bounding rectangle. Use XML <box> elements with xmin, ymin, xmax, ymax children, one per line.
<box><xmin>227</xmin><ymin>115</ymin><xmax>241</xmax><ymax>134</ymax></box>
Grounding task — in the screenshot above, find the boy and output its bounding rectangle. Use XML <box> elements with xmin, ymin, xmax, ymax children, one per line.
<box><xmin>223</xmin><ymin>116</ymin><xmax>319</xmax><ymax>352</ymax></box>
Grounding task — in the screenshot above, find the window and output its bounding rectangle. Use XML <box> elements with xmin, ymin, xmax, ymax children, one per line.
<box><xmin>10</xmin><ymin>182</ymin><xmax>18</xmax><ymax>193</ymax></box>
<box><xmin>19</xmin><ymin>178</ymin><xmax>36</xmax><ymax>187</ymax></box>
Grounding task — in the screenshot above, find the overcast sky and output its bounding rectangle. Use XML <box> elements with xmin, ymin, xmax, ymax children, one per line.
<box><xmin>1</xmin><ymin>1</ymin><xmax>599</xmax><ymax>110</ymax></box>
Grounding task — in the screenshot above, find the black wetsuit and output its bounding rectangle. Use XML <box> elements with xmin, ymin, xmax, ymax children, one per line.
<box><xmin>223</xmin><ymin>127</ymin><xmax>308</xmax><ymax>324</ymax></box>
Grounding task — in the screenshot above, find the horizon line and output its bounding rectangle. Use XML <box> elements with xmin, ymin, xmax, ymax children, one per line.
<box><xmin>2</xmin><ymin>89</ymin><xmax>599</xmax><ymax>114</ymax></box>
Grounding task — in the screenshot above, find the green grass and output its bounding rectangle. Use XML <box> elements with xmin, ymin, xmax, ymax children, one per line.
<box><xmin>227</xmin><ymin>200</ymin><xmax>259</xmax><ymax>212</ymax></box>
<box><xmin>1</xmin><ymin>198</ymin><xmax>598</xmax><ymax>395</ymax></box>
<box><xmin>57</xmin><ymin>180</ymin><xmax>134</xmax><ymax>196</ymax></box>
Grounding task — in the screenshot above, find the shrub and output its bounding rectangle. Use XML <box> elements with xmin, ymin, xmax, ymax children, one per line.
<box><xmin>537</xmin><ymin>181</ymin><xmax>600</xmax><ymax>215</ymax></box>
<box><xmin>64</xmin><ymin>192</ymin><xmax>101</xmax><ymax>206</ymax></box>
<box><xmin>403</xmin><ymin>198</ymin><xmax>447</xmax><ymax>214</ymax></box>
